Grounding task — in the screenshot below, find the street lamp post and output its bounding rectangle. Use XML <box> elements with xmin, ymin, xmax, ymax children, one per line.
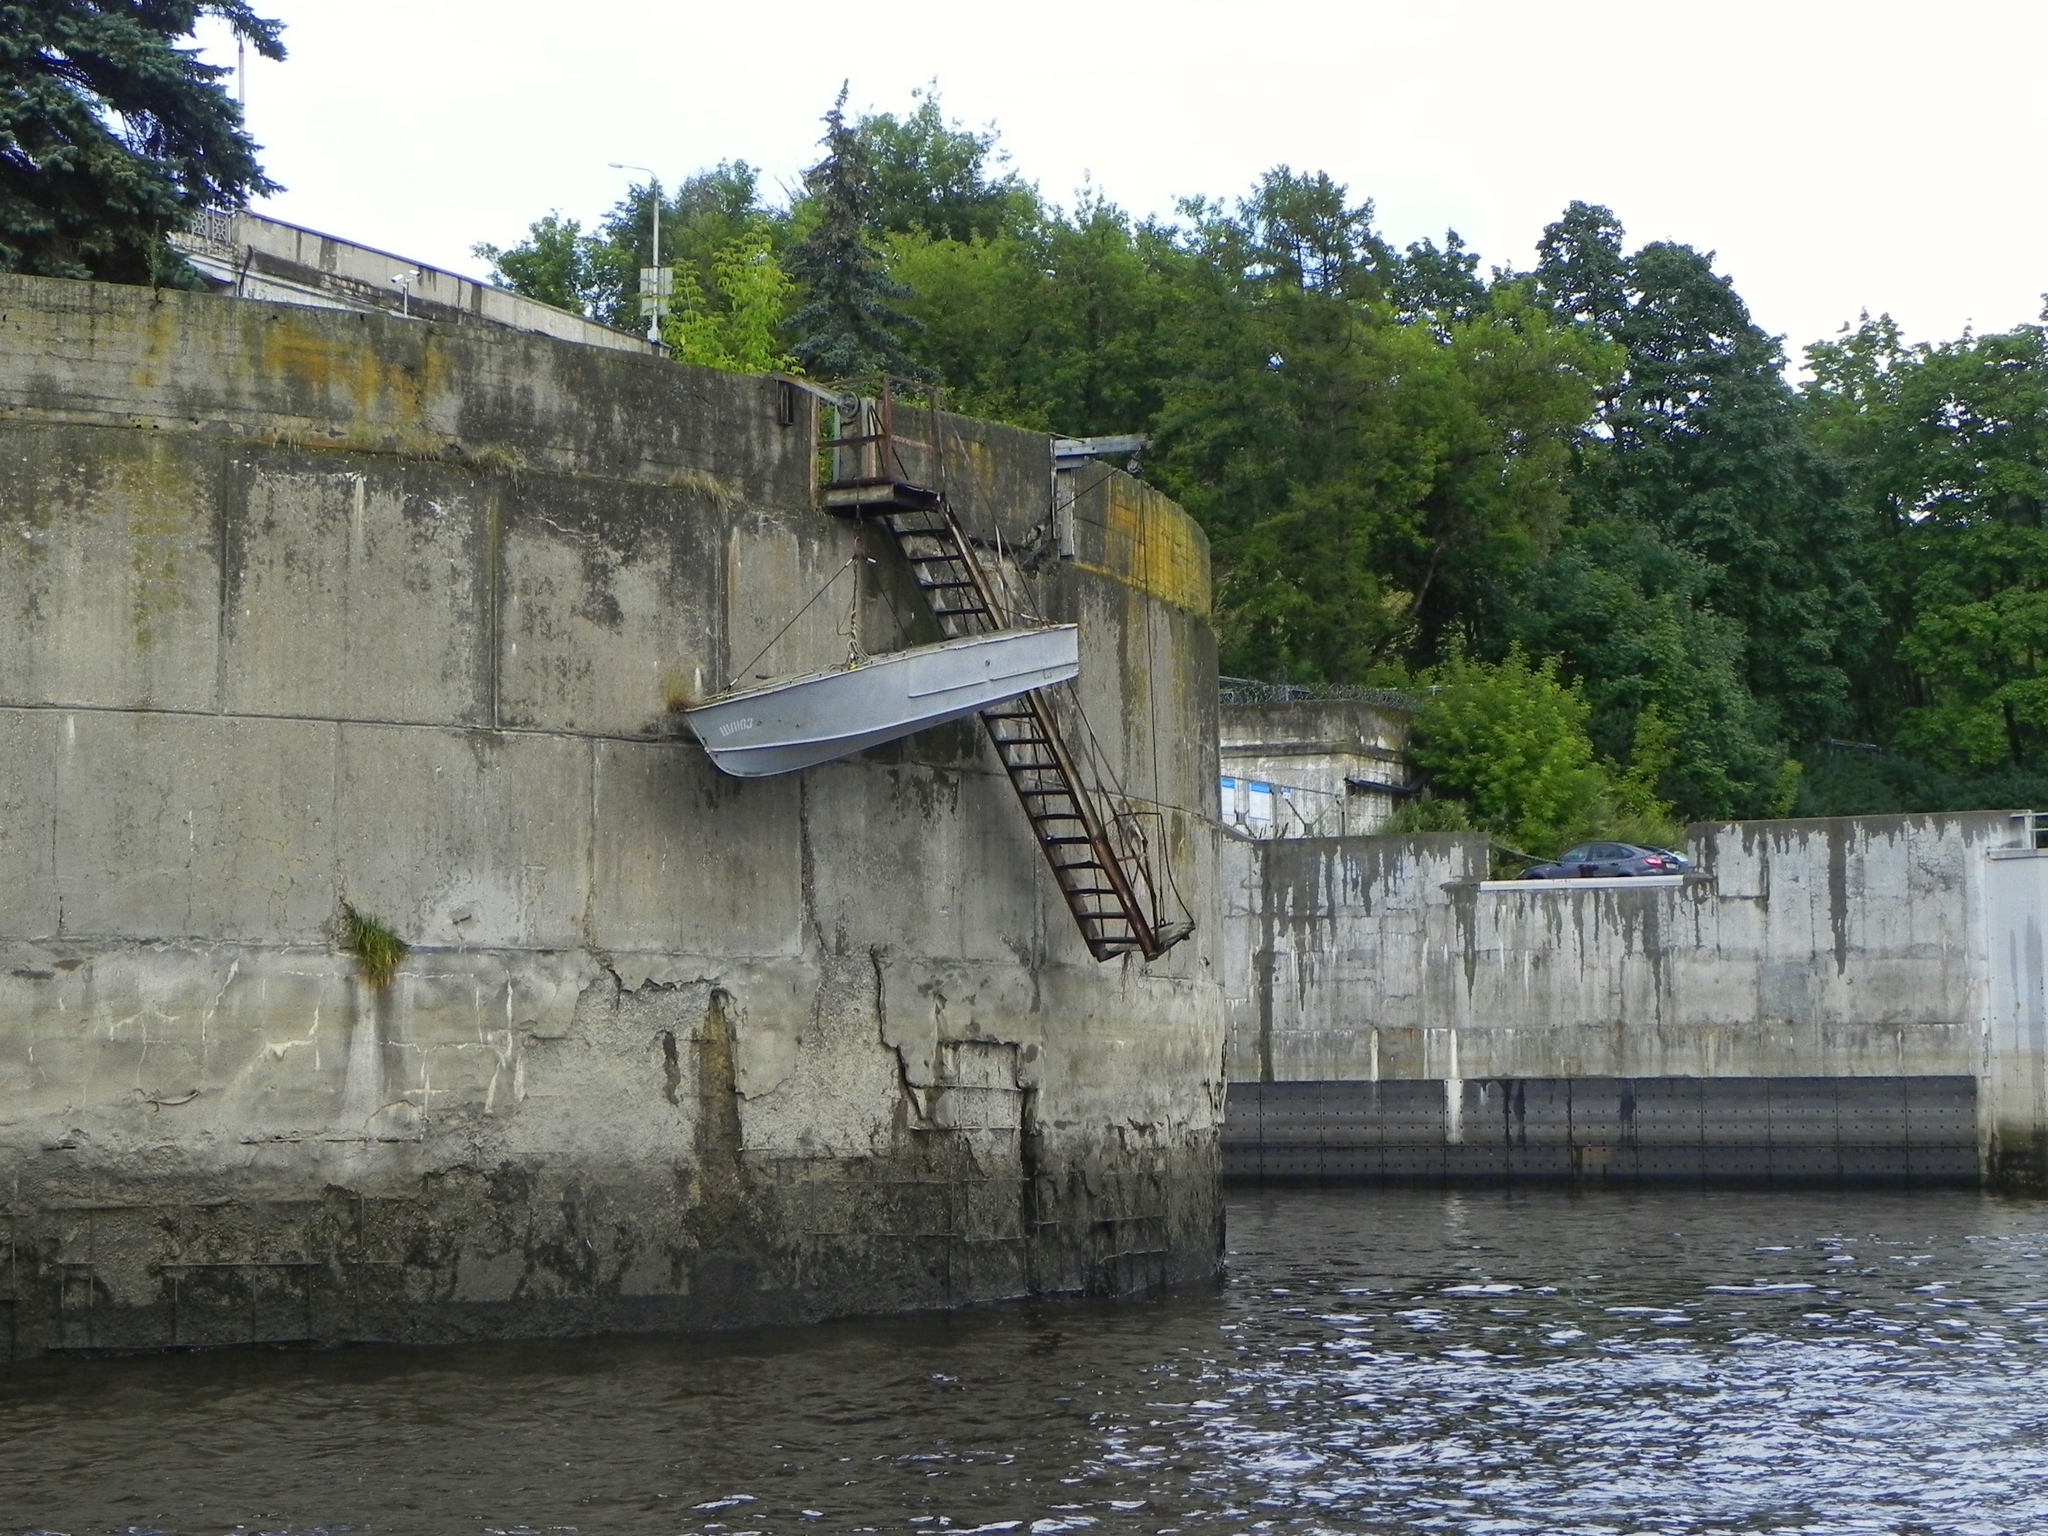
<box><xmin>610</xmin><ymin>162</ymin><xmax>666</xmax><ymax>345</ymax></box>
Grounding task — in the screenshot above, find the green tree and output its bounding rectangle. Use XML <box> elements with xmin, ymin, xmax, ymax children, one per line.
<box><xmin>1798</xmin><ymin>312</ymin><xmax>1917</xmax><ymax>733</ymax></box>
<box><xmin>1513</xmin><ymin>202</ymin><xmax>1874</xmax><ymax>817</ymax></box>
<box><xmin>1151</xmin><ymin>176</ymin><xmax>1615</xmax><ymax>681</ymax></box>
<box><xmin>1503</xmin><ymin>515</ymin><xmax>1784</xmax><ymax>820</ymax></box>
<box><xmin>854</xmin><ymin>85</ymin><xmax>1038</xmax><ymax>243</ymax></box>
<box><xmin>1532</xmin><ymin>200</ymin><xmax>1630</xmax><ymax>337</ymax></box>
<box><xmin>892</xmin><ymin>190</ymin><xmax>1187</xmax><ymax>433</ymax></box>
<box><xmin>1405</xmin><ymin>647</ymin><xmax>1609</xmax><ymax>854</ymax></box>
<box><xmin>472</xmin><ymin>211</ymin><xmax>592</xmax><ymax>315</ymax></box>
<box><xmin>602</xmin><ymin>161</ymin><xmax>779</xmax><ymax>334</ymax></box>
<box><xmin>1806</xmin><ymin>317</ymin><xmax>2048</xmax><ymax>769</ymax></box>
<box><xmin>475</xmin><ymin>161</ymin><xmax>782</xmax><ymax>334</ymax></box>
<box><xmin>1</xmin><ymin>0</ymin><xmax>284</xmax><ymax>283</ymax></box>
<box><xmin>887</xmin><ymin>227</ymin><xmax>1053</xmax><ymax>424</ymax></box>
<box><xmin>1533</xmin><ymin>209</ymin><xmax>1877</xmax><ymax>752</ymax></box>
<box><xmin>1390</xmin><ymin>230</ymin><xmax>1486</xmax><ymax>333</ymax></box>
<box><xmin>785</xmin><ymin>86</ymin><xmax>922</xmax><ymax>382</ymax></box>
<box><xmin>1403</xmin><ymin>647</ymin><xmax>1688</xmax><ymax>855</ymax></box>
<box><xmin>666</xmin><ymin>226</ymin><xmax>794</xmax><ymax>373</ymax></box>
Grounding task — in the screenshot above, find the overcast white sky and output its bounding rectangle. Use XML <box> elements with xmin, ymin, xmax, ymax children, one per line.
<box><xmin>198</xmin><ymin>0</ymin><xmax>2045</xmax><ymax>364</ymax></box>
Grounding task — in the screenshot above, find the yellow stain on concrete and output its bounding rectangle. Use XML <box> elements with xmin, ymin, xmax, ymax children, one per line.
<box><xmin>132</xmin><ymin>296</ymin><xmax>182</xmax><ymax>391</ymax></box>
<box><xmin>935</xmin><ymin>435</ymin><xmax>1000</xmax><ymax>509</ymax></box>
<box><xmin>957</xmin><ymin>437</ymin><xmax>997</xmax><ymax>481</ymax></box>
<box><xmin>109</xmin><ymin>436</ymin><xmax>202</xmax><ymax>653</ymax></box>
<box><xmin>1075</xmin><ymin>475</ymin><xmax>1211</xmax><ymax>616</ymax></box>
<box><xmin>256</xmin><ymin>314</ymin><xmax>445</xmax><ymax>436</ymax></box>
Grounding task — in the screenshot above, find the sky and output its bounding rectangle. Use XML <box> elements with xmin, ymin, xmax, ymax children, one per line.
<box><xmin>197</xmin><ymin>0</ymin><xmax>2046</xmax><ymax>365</ymax></box>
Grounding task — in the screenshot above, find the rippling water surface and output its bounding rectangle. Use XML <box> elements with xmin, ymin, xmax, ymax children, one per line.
<box><xmin>5</xmin><ymin>1187</ymin><xmax>2048</xmax><ymax>1535</ymax></box>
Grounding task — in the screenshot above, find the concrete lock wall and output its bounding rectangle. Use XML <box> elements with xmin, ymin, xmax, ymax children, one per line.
<box><xmin>1985</xmin><ymin>843</ymin><xmax>2048</xmax><ymax>1188</ymax></box>
<box><xmin>0</xmin><ymin>274</ymin><xmax>1225</xmax><ymax>1359</ymax></box>
<box><xmin>1221</xmin><ymin>814</ymin><xmax>2045</xmax><ymax>1187</ymax></box>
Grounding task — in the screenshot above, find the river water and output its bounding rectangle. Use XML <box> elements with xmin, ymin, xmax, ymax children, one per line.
<box><xmin>4</xmin><ymin>1187</ymin><xmax>2046</xmax><ymax>1536</ymax></box>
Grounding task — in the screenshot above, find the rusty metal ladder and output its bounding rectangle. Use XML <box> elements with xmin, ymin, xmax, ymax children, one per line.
<box><xmin>875</xmin><ymin>502</ymin><xmax>1168</xmax><ymax>961</ymax></box>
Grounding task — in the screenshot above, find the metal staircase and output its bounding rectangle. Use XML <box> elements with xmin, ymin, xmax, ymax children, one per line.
<box><xmin>808</xmin><ymin>380</ymin><xmax>1181</xmax><ymax>962</ymax></box>
<box><xmin>878</xmin><ymin>503</ymin><xmax>1167</xmax><ymax>961</ymax></box>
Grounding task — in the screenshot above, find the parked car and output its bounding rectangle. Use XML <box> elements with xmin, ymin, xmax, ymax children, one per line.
<box><xmin>1518</xmin><ymin>842</ymin><xmax>1693</xmax><ymax>879</ymax></box>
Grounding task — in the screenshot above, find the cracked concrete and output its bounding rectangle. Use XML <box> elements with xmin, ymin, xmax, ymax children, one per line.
<box><xmin>0</xmin><ymin>275</ymin><xmax>1225</xmax><ymax>1358</ymax></box>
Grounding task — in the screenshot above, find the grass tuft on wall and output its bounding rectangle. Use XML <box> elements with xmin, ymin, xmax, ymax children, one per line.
<box><xmin>667</xmin><ymin>467</ymin><xmax>742</xmax><ymax>512</ymax></box>
<box><xmin>461</xmin><ymin>440</ymin><xmax>527</xmax><ymax>476</ymax></box>
<box><xmin>337</xmin><ymin>900</ymin><xmax>409</xmax><ymax>990</ymax></box>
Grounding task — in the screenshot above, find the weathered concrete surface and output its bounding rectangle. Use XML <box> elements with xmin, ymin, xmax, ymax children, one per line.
<box><xmin>1225</xmin><ymin>816</ymin><xmax>2004</xmax><ymax>1084</ymax></box>
<box><xmin>1223</xmin><ymin>1077</ymin><xmax>1980</xmax><ymax>1187</ymax></box>
<box><xmin>1221</xmin><ymin>813</ymin><xmax>2045</xmax><ymax>1186</ymax></box>
<box><xmin>0</xmin><ymin>275</ymin><xmax>1224</xmax><ymax>1358</ymax></box>
<box><xmin>1985</xmin><ymin>846</ymin><xmax>2048</xmax><ymax>1190</ymax></box>
<box><xmin>1217</xmin><ymin>696</ymin><xmax>1414</xmax><ymax>839</ymax></box>
<box><xmin>168</xmin><ymin>207</ymin><xmax>659</xmax><ymax>354</ymax></box>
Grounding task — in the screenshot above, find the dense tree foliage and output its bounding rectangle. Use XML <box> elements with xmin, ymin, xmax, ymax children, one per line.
<box><xmin>666</xmin><ymin>225</ymin><xmax>793</xmax><ymax>373</ymax></box>
<box><xmin>474</xmin><ymin>91</ymin><xmax>2048</xmax><ymax>837</ymax></box>
<box><xmin>1</xmin><ymin>0</ymin><xmax>283</xmax><ymax>283</ymax></box>
<box><xmin>782</xmin><ymin>87</ymin><xmax>923</xmax><ymax>381</ymax></box>
<box><xmin>1805</xmin><ymin>316</ymin><xmax>2048</xmax><ymax>778</ymax></box>
<box><xmin>472</xmin><ymin>160</ymin><xmax>772</xmax><ymax>335</ymax></box>
<box><xmin>1400</xmin><ymin>647</ymin><xmax>1611</xmax><ymax>856</ymax></box>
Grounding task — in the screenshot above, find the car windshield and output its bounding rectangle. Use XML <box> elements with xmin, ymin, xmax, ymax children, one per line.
<box><xmin>1558</xmin><ymin>846</ymin><xmax>1591</xmax><ymax>863</ymax></box>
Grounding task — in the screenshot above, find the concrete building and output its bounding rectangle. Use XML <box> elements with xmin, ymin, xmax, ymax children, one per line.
<box><xmin>0</xmin><ymin>272</ymin><xmax>1225</xmax><ymax>1359</ymax></box>
<box><xmin>1216</xmin><ymin>682</ymin><xmax>1415</xmax><ymax>840</ymax></box>
<box><xmin>168</xmin><ymin>207</ymin><xmax>656</xmax><ymax>355</ymax></box>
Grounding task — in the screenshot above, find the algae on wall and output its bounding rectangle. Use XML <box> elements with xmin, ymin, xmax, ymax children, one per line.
<box><xmin>0</xmin><ymin>273</ymin><xmax>1225</xmax><ymax>1358</ymax></box>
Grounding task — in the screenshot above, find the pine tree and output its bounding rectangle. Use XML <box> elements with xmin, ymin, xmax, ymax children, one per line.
<box><xmin>785</xmin><ymin>85</ymin><xmax>923</xmax><ymax>382</ymax></box>
<box><xmin>0</xmin><ymin>0</ymin><xmax>284</xmax><ymax>284</ymax></box>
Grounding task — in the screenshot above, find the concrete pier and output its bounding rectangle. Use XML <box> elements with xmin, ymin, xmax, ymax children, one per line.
<box><xmin>0</xmin><ymin>274</ymin><xmax>1225</xmax><ymax>1359</ymax></box>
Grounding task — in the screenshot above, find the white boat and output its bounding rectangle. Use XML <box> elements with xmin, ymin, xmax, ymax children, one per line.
<box><xmin>684</xmin><ymin>625</ymin><xmax>1079</xmax><ymax>778</ymax></box>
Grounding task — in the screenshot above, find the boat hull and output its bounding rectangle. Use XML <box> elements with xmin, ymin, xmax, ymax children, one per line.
<box><xmin>684</xmin><ymin>625</ymin><xmax>1080</xmax><ymax>777</ymax></box>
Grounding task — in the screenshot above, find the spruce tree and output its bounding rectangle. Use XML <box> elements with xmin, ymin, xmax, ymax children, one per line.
<box><xmin>0</xmin><ymin>0</ymin><xmax>284</xmax><ymax>284</ymax></box>
<box><xmin>785</xmin><ymin>85</ymin><xmax>923</xmax><ymax>382</ymax></box>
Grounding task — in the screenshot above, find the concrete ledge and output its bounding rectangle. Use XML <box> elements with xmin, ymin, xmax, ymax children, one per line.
<box><xmin>1477</xmin><ymin>875</ymin><xmax>1690</xmax><ymax>892</ymax></box>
